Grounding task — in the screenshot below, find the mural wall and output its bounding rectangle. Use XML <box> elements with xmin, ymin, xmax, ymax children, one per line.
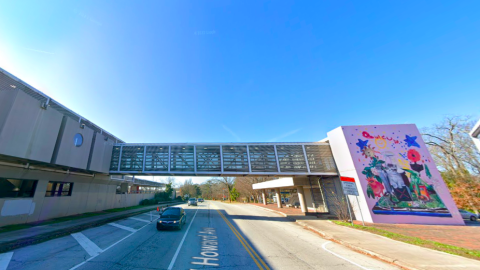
<box><xmin>342</xmin><ymin>124</ymin><xmax>463</xmax><ymax>224</ymax></box>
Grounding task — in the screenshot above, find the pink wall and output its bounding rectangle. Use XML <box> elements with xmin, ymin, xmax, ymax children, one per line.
<box><xmin>342</xmin><ymin>124</ymin><xmax>464</xmax><ymax>225</ymax></box>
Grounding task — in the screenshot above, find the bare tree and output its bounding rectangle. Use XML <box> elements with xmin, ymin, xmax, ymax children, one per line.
<box><xmin>235</xmin><ymin>177</ymin><xmax>273</xmax><ymax>203</ymax></box>
<box><xmin>422</xmin><ymin>116</ymin><xmax>480</xmax><ymax>175</ymax></box>
<box><xmin>165</xmin><ymin>177</ymin><xmax>177</xmax><ymax>187</ymax></box>
<box><xmin>214</xmin><ymin>177</ymin><xmax>236</xmax><ymax>202</ymax></box>
<box><xmin>179</xmin><ymin>178</ymin><xmax>196</xmax><ymax>198</ymax></box>
<box><xmin>422</xmin><ymin>116</ymin><xmax>480</xmax><ymax>213</ymax></box>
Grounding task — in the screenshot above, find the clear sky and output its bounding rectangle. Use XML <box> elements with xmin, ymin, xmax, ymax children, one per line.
<box><xmin>1</xmin><ymin>1</ymin><xmax>479</xmax><ymax>183</ymax></box>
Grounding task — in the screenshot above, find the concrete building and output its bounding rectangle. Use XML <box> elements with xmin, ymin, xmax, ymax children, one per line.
<box><xmin>0</xmin><ymin>68</ymin><xmax>163</xmax><ymax>227</ymax></box>
<box><xmin>0</xmin><ymin>67</ymin><xmax>465</xmax><ymax>227</ymax></box>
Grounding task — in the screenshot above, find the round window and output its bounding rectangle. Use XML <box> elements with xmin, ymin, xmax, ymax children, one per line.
<box><xmin>74</xmin><ymin>133</ymin><xmax>83</xmax><ymax>147</ymax></box>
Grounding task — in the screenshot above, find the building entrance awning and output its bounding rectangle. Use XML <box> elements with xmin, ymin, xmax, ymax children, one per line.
<box><xmin>252</xmin><ymin>177</ymin><xmax>314</xmax><ymax>190</ymax></box>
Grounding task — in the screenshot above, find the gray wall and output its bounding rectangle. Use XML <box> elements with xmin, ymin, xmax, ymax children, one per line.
<box><xmin>0</xmin><ymin>81</ymin><xmax>114</xmax><ymax>173</ymax></box>
<box><xmin>53</xmin><ymin>117</ymin><xmax>94</xmax><ymax>170</ymax></box>
<box><xmin>88</xmin><ymin>134</ymin><xmax>115</xmax><ymax>173</ymax></box>
<box><xmin>0</xmin><ymin>90</ymin><xmax>63</xmax><ymax>163</ymax></box>
<box><xmin>0</xmin><ymin>165</ymin><xmax>155</xmax><ymax>227</ymax></box>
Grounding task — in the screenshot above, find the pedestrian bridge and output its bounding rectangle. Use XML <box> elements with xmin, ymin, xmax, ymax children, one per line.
<box><xmin>109</xmin><ymin>143</ymin><xmax>338</xmax><ymax>176</ymax></box>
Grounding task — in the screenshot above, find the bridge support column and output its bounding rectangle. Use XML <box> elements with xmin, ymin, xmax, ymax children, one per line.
<box><xmin>262</xmin><ymin>189</ymin><xmax>267</xmax><ymax>205</ymax></box>
<box><xmin>297</xmin><ymin>186</ymin><xmax>308</xmax><ymax>213</ymax></box>
<box><xmin>275</xmin><ymin>188</ymin><xmax>282</xmax><ymax>208</ymax></box>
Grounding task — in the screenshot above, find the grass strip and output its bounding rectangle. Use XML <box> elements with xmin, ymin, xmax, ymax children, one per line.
<box><xmin>332</xmin><ymin>220</ymin><xmax>480</xmax><ymax>261</ymax></box>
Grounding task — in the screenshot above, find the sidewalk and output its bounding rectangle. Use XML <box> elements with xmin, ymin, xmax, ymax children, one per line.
<box><xmin>0</xmin><ymin>201</ymin><xmax>181</xmax><ymax>253</ymax></box>
<box><xmin>250</xmin><ymin>203</ymin><xmax>480</xmax><ymax>270</ymax></box>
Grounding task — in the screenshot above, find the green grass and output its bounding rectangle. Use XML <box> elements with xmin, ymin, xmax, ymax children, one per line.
<box><xmin>332</xmin><ymin>220</ymin><xmax>480</xmax><ymax>261</ymax></box>
<box><xmin>104</xmin><ymin>205</ymin><xmax>156</xmax><ymax>213</ymax></box>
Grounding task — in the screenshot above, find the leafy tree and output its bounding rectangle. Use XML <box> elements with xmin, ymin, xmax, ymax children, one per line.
<box><xmin>229</xmin><ymin>187</ymin><xmax>240</xmax><ymax>201</ymax></box>
<box><xmin>165</xmin><ymin>183</ymin><xmax>173</xmax><ymax>199</ymax></box>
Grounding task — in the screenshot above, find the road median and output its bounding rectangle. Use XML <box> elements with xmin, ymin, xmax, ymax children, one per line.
<box><xmin>0</xmin><ymin>201</ymin><xmax>183</xmax><ymax>253</ymax></box>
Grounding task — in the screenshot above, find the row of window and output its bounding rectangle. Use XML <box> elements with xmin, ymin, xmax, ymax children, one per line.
<box><xmin>0</xmin><ymin>178</ymin><xmax>160</xmax><ymax>198</ymax></box>
<box><xmin>0</xmin><ymin>178</ymin><xmax>73</xmax><ymax>198</ymax></box>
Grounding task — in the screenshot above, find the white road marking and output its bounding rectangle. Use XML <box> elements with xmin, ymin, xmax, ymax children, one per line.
<box><xmin>71</xmin><ymin>233</ymin><xmax>103</xmax><ymax>257</ymax></box>
<box><xmin>129</xmin><ymin>217</ymin><xmax>150</xmax><ymax>223</ymax></box>
<box><xmin>167</xmin><ymin>208</ymin><xmax>199</xmax><ymax>270</ymax></box>
<box><xmin>0</xmin><ymin>252</ymin><xmax>13</xmax><ymax>270</ymax></box>
<box><xmin>69</xmin><ymin>222</ymin><xmax>151</xmax><ymax>270</ymax></box>
<box><xmin>108</xmin><ymin>222</ymin><xmax>137</xmax><ymax>233</ymax></box>
<box><xmin>322</xmin><ymin>241</ymin><xmax>372</xmax><ymax>270</ymax></box>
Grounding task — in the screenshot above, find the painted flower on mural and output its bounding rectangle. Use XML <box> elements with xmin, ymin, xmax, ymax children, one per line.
<box><xmin>366</xmin><ymin>177</ymin><xmax>385</xmax><ymax>198</ymax></box>
<box><xmin>407</xmin><ymin>149</ymin><xmax>421</xmax><ymax>163</ymax></box>
<box><xmin>362</xmin><ymin>145</ymin><xmax>377</xmax><ymax>159</ymax></box>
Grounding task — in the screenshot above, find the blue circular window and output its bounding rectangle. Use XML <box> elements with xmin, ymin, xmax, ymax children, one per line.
<box><xmin>74</xmin><ymin>133</ymin><xmax>83</xmax><ymax>147</ymax></box>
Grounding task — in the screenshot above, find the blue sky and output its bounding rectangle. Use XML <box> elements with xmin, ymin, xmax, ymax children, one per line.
<box><xmin>1</xmin><ymin>1</ymin><xmax>479</xmax><ymax>183</ymax></box>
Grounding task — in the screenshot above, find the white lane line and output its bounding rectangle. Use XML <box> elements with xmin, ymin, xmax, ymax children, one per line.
<box><xmin>71</xmin><ymin>233</ymin><xmax>103</xmax><ymax>257</ymax></box>
<box><xmin>322</xmin><ymin>241</ymin><xmax>371</xmax><ymax>270</ymax></box>
<box><xmin>0</xmin><ymin>252</ymin><xmax>13</xmax><ymax>270</ymax></box>
<box><xmin>129</xmin><ymin>217</ymin><xmax>150</xmax><ymax>223</ymax></box>
<box><xmin>108</xmin><ymin>222</ymin><xmax>137</xmax><ymax>233</ymax></box>
<box><xmin>70</xmin><ymin>222</ymin><xmax>151</xmax><ymax>270</ymax></box>
<box><xmin>167</xmin><ymin>208</ymin><xmax>199</xmax><ymax>270</ymax></box>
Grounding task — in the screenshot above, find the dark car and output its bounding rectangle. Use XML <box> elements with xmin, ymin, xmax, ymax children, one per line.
<box><xmin>188</xmin><ymin>198</ymin><xmax>197</xmax><ymax>206</ymax></box>
<box><xmin>156</xmin><ymin>207</ymin><xmax>186</xmax><ymax>230</ymax></box>
<box><xmin>197</xmin><ymin>198</ymin><xmax>204</xmax><ymax>203</ymax></box>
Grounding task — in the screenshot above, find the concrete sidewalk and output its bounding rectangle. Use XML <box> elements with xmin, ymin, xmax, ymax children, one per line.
<box><xmin>0</xmin><ymin>201</ymin><xmax>182</xmax><ymax>253</ymax></box>
<box><xmin>249</xmin><ymin>204</ymin><xmax>480</xmax><ymax>270</ymax></box>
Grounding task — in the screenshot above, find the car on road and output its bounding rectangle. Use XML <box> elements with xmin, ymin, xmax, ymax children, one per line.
<box><xmin>157</xmin><ymin>207</ymin><xmax>186</xmax><ymax>230</ymax></box>
<box><xmin>458</xmin><ymin>209</ymin><xmax>478</xmax><ymax>221</ymax></box>
<box><xmin>197</xmin><ymin>198</ymin><xmax>204</xmax><ymax>202</ymax></box>
<box><xmin>188</xmin><ymin>198</ymin><xmax>197</xmax><ymax>206</ymax></box>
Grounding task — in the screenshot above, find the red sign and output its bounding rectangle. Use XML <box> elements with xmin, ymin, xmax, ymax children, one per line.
<box><xmin>340</xmin><ymin>176</ymin><xmax>355</xmax><ymax>183</ymax></box>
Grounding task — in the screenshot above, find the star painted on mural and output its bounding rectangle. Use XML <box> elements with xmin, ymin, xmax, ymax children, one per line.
<box><xmin>404</xmin><ymin>135</ymin><xmax>420</xmax><ymax>148</ymax></box>
<box><xmin>356</xmin><ymin>139</ymin><xmax>369</xmax><ymax>151</ymax></box>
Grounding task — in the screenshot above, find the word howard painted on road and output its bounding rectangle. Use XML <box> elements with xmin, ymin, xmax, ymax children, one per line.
<box><xmin>340</xmin><ymin>177</ymin><xmax>359</xmax><ymax>196</ymax></box>
<box><xmin>191</xmin><ymin>227</ymin><xmax>219</xmax><ymax>267</ymax></box>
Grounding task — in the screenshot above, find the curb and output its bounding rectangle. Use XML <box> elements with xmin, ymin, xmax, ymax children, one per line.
<box><xmin>295</xmin><ymin>221</ymin><xmax>419</xmax><ymax>270</ymax></box>
<box><xmin>249</xmin><ymin>204</ymin><xmax>418</xmax><ymax>270</ymax></box>
<box><xmin>0</xmin><ymin>201</ymin><xmax>182</xmax><ymax>253</ymax></box>
<box><xmin>249</xmin><ymin>204</ymin><xmax>288</xmax><ymax>217</ymax></box>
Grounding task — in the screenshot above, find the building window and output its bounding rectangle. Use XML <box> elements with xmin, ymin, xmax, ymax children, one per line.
<box><xmin>45</xmin><ymin>182</ymin><xmax>74</xmax><ymax>197</ymax></box>
<box><xmin>0</xmin><ymin>178</ymin><xmax>38</xmax><ymax>198</ymax></box>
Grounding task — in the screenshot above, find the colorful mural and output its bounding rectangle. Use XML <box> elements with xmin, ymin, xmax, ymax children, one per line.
<box><xmin>342</xmin><ymin>125</ymin><xmax>460</xmax><ymax>221</ymax></box>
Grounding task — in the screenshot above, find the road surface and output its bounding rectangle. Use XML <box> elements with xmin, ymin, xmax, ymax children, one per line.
<box><xmin>1</xmin><ymin>201</ymin><xmax>399</xmax><ymax>270</ymax></box>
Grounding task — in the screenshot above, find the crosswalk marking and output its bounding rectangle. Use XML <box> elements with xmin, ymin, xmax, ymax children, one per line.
<box><xmin>129</xmin><ymin>217</ymin><xmax>150</xmax><ymax>223</ymax></box>
<box><xmin>108</xmin><ymin>222</ymin><xmax>137</xmax><ymax>232</ymax></box>
<box><xmin>71</xmin><ymin>233</ymin><xmax>103</xmax><ymax>257</ymax></box>
<box><xmin>0</xmin><ymin>252</ymin><xmax>13</xmax><ymax>270</ymax></box>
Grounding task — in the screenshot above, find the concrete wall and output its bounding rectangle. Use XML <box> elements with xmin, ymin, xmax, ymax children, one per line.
<box><xmin>0</xmin><ymin>78</ymin><xmax>114</xmax><ymax>173</ymax></box>
<box><xmin>0</xmin><ymin>90</ymin><xmax>63</xmax><ymax>163</ymax></box>
<box><xmin>0</xmin><ymin>165</ymin><xmax>154</xmax><ymax>227</ymax></box>
<box><xmin>328</xmin><ymin>124</ymin><xmax>464</xmax><ymax>225</ymax></box>
<box><xmin>53</xmin><ymin>118</ymin><xmax>94</xmax><ymax>170</ymax></box>
<box><xmin>88</xmin><ymin>134</ymin><xmax>115</xmax><ymax>173</ymax></box>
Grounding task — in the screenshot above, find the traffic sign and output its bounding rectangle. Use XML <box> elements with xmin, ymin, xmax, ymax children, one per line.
<box><xmin>340</xmin><ymin>177</ymin><xmax>359</xmax><ymax>196</ymax></box>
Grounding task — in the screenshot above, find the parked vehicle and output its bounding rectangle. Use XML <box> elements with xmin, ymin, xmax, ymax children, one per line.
<box><xmin>458</xmin><ymin>209</ymin><xmax>478</xmax><ymax>221</ymax></box>
<box><xmin>156</xmin><ymin>207</ymin><xmax>186</xmax><ymax>230</ymax></box>
<box><xmin>188</xmin><ymin>198</ymin><xmax>197</xmax><ymax>206</ymax></box>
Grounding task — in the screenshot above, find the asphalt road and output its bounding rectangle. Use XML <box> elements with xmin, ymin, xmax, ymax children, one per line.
<box><xmin>1</xmin><ymin>201</ymin><xmax>399</xmax><ymax>270</ymax></box>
